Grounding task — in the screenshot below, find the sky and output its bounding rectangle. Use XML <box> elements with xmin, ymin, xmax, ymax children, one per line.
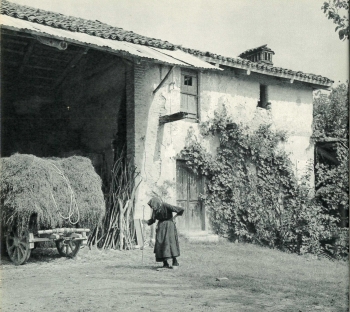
<box><xmin>9</xmin><ymin>0</ymin><xmax>349</xmax><ymax>84</ymax></box>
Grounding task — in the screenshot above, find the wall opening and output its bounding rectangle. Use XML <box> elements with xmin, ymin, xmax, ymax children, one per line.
<box><xmin>258</xmin><ymin>84</ymin><xmax>268</xmax><ymax>109</ymax></box>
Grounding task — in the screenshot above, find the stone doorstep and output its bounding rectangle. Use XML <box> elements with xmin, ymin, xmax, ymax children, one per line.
<box><xmin>181</xmin><ymin>231</ymin><xmax>219</xmax><ymax>243</ymax></box>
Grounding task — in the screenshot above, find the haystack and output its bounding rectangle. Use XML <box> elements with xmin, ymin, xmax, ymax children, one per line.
<box><xmin>1</xmin><ymin>154</ymin><xmax>105</xmax><ymax>232</ymax></box>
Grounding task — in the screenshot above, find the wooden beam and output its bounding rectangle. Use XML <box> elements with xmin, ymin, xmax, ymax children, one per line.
<box><xmin>3</xmin><ymin>82</ymin><xmax>51</xmax><ymax>90</ymax></box>
<box><xmin>37</xmin><ymin>228</ymin><xmax>90</xmax><ymax>234</ymax></box>
<box><xmin>35</xmin><ymin>42</ymin><xmax>75</xmax><ymax>54</ymax></box>
<box><xmin>153</xmin><ymin>66</ymin><xmax>175</xmax><ymax>94</ymax></box>
<box><xmin>32</xmin><ymin>54</ymin><xmax>69</xmax><ymax>64</ymax></box>
<box><xmin>134</xmin><ymin>219</ymin><xmax>144</xmax><ymax>247</ymax></box>
<box><xmin>54</xmin><ymin>47</ymin><xmax>89</xmax><ymax>89</ymax></box>
<box><xmin>2</xmin><ymin>60</ymin><xmax>20</xmax><ymax>67</ymax></box>
<box><xmin>159</xmin><ymin>111</ymin><xmax>192</xmax><ymax>125</ymax></box>
<box><xmin>83</xmin><ymin>58</ymin><xmax>117</xmax><ymax>80</ymax></box>
<box><xmin>23</xmin><ymin>75</ymin><xmax>56</xmax><ymax>80</ymax></box>
<box><xmin>23</xmin><ymin>64</ymin><xmax>61</xmax><ymax>72</ymax></box>
<box><xmin>3</xmin><ymin>38</ymin><xmax>29</xmax><ymax>46</ymax></box>
<box><xmin>121</xmin><ymin>58</ymin><xmax>133</xmax><ymax>67</ymax></box>
<box><xmin>2</xmin><ymin>48</ymin><xmax>24</xmax><ymax>55</ymax></box>
<box><xmin>1</xmin><ymin>29</ymin><xmax>34</xmax><ymax>39</ymax></box>
<box><xmin>19</xmin><ymin>41</ymin><xmax>35</xmax><ymax>74</ymax></box>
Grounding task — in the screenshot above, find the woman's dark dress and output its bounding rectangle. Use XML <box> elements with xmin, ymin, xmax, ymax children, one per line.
<box><xmin>146</xmin><ymin>198</ymin><xmax>184</xmax><ymax>262</ymax></box>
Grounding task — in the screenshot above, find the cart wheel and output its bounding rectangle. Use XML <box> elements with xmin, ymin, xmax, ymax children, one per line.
<box><xmin>55</xmin><ymin>238</ymin><xmax>81</xmax><ymax>258</ymax></box>
<box><xmin>6</xmin><ymin>229</ymin><xmax>31</xmax><ymax>265</ymax></box>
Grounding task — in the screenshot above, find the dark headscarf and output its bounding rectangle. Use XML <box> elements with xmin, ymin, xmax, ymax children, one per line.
<box><xmin>148</xmin><ymin>197</ymin><xmax>163</xmax><ymax>211</ymax></box>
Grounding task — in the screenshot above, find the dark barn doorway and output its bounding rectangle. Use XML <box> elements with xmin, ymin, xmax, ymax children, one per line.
<box><xmin>1</xmin><ymin>29</ymin><xmax>128</xmax><ymax>192</ymax></box>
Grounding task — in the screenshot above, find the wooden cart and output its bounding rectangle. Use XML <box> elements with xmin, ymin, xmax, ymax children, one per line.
<box><xmin>6</xmin><ymin>228</ymin><xmax>90</xmax><ymax>265</ymax></box>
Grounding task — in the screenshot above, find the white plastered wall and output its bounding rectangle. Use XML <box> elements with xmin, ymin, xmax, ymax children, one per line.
<box><xmin>133</xmin><ymin>63</ymin><xmax>314</xmax><ymax>220</ymax></box>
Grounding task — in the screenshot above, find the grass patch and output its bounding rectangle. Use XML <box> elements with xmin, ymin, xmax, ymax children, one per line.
<box><xmin>177</xmin><ymin>239</ymin><xmax>349</xmax><ymax>311</ymax></box>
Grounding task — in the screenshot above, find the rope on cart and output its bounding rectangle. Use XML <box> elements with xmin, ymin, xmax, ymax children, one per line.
<box><xmin>49</xmin><ymin>163</ymin><xmax>80</xmax><ymax>225</ymax></box>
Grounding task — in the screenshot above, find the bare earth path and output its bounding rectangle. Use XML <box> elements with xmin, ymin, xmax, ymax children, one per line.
<box><xmin>1</xmin><ymin>238</ymin><xmax>348</xmax><ymax>312</ymax></box>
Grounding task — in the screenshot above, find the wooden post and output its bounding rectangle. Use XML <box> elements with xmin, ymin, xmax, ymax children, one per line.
<box><xmin>118</xmin><ymin>198</ymin><xmax>125</xmax><ymax>250</ymax></box>
<box><xmin>134</xmin><ymin>219</ymin><xmax>144</xmax><ymax>247</ymax></box>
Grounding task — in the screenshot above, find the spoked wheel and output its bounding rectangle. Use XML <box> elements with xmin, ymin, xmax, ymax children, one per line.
<box><xmin>6</xmin><ymin>229</ymin><xmax>31</xmax><ymax>265</ymax></box>
<box><xmin>55</xmin><ymin>237</ymin><xmax>81</xmax><ymax>258</ymax></box>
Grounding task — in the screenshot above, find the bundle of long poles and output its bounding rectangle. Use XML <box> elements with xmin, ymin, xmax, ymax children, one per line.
<box><xmin>88</xmin><ymin>154</ymin><xmax>140</xmax><ymax>249</ymax></box>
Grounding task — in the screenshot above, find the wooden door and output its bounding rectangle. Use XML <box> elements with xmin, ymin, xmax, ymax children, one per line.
<box><xmin>176</xmin><ymin>160</ymin><xmax>204</xmax><ymax>232</ymax></box>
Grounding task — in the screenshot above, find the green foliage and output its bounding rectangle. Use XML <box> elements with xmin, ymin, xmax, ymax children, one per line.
<box><xmin>315</xmin><ymin>143</ymin><xmax>348</xmax><ymax>213</ymax></box>
<box><xmin>313</xmin><ymin>84</ymin><xmax>349</xmax><ymax>230</ymax></box>
<box><xmin>180</xmin><ymin>107</ymin><xmax>340</xmax><ymax>257</ymax></box>
<box><xmin>313</xmin><ymin>83</ymin><xmax>349</xmax><ymax>139</ymax></box>
<box><xmin>322</xmin><ymin>0</ymin><xmax>349</xmax><ymax>40</ymax></box>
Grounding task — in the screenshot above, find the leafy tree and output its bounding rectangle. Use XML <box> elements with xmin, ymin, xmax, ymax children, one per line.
<box><xmin>313</xmin><ymin>83</ymin><xmax>349</xmax><ymax>139</ymax></box>
<box><xmin>313</xmin><ymin>83</ymin><xmax>349</xmax><ymax>228</ymax></box>
<box><xmin>322</xmin><ymin>0</ymin><xmax>349</xmax><ymax>40</ymax></box>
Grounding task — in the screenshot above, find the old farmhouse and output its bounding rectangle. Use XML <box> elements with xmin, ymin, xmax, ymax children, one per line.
<box><xmin>1</xmin><ymin>1</ymin><xmax>333</xmax><ymax>237</ymax></box>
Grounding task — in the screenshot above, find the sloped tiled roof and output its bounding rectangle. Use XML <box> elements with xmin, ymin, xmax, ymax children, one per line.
<box><xmin>0</xmin><ymin>0</ymin><xmax>334</xmax><ymax>85</ymax></box>
<box><xmin>170</xmin><ymin>47</ymin><xmax>333</xmax><ymax>85</ymax></box>
<box><xmin>1</xmin><ymin>0</ymin><xmax>176</xmax><ymax>49</ymax></box>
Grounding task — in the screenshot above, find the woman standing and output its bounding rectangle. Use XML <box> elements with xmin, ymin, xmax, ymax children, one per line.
<box><xmin>143</xmin><ymin>197</ymin><xmax>184</xmax><ymax>268</ymax></box>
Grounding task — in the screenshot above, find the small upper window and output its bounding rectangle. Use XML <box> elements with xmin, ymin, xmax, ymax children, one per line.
<box><xmin>184</xmin><ymin>76</ymin><xmax>193</xmax><ymax>86</ymax></box>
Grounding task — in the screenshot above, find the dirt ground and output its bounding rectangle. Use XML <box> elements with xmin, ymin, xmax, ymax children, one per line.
<box><xmin>1</xmin><ymin>238</ymin><xmax>348</xmax><ymax>312</ymax></box>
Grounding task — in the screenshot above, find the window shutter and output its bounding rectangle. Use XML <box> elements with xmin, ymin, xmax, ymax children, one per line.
<box><xmin>180</xmin><ymin>70</ymin><xmax>198</xmax><ymax>118</ymax></box>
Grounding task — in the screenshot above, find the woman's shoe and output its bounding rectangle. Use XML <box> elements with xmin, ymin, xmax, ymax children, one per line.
<box><xmin>162</xmin><ymin>261</ymin><xmax>170</xmax><ymax>268</ymax></box>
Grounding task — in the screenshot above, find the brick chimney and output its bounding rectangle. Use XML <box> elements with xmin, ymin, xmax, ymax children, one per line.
<box><xmin>239</xmin><ymin>44</ymin><xmax>275</xmax><ymax>66</ymax></box>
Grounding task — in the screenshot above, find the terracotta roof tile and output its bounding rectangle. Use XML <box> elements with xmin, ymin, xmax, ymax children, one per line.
<box><xmin>1</xmin><ymin>0</ymin><xmax>333</xmax><ymax>85</ymax></box>
<box><xmin>1</xmin><ymin>0</ymin><xmax>177</xmax><ymax>50</ymax></box>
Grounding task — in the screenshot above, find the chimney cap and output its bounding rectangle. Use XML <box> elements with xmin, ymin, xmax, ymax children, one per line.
<box><xmin>238</xmin><ymin>44</ymin><xmax>275</xmax><ymax>58</ymax></box>
<box><xmin>238</xmin><ymin>44</ymin><xmax>275</xmax><ymax>66</ymax></box>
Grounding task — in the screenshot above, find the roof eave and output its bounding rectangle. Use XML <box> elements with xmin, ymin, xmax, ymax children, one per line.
<box><xmin>195</xmin><ymin>55</ymin><xmax>333</xmax><ymax>89</ymax></box>
<box><xmin>1</xmin><ymin>21</ymin><xmax>220</xmax><ymax>71</ymax></box>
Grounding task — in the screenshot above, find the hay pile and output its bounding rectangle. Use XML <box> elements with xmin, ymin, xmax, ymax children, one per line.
<box><xmin>1</xmin><ymin>154</ymin><xmax>105</xmax><ymax>232</ymax></box>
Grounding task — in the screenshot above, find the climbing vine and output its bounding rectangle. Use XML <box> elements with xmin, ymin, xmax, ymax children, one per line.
<box><xmin>180</xmin><ymin>106</ymin><xmax>338</xmax><ymax>255</ymax></box>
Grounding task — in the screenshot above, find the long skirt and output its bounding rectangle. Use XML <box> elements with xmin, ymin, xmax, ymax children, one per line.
<box><xmin>154</xmin><ymin>220</ymin><xmax>180</xmax><ymax>262</ymax></box>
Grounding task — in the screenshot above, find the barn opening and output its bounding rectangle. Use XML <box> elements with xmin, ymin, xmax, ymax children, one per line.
<box><xmin>1</xmin><ymin>30</ymin><xmax>129</xmax><ymax>193</ymax></box>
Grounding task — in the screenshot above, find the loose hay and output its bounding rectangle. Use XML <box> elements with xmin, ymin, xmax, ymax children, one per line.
<box><xmin>1</xmin><ymin>154</ymin><xmax>105</xmax><ymax>232</ymax></box>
